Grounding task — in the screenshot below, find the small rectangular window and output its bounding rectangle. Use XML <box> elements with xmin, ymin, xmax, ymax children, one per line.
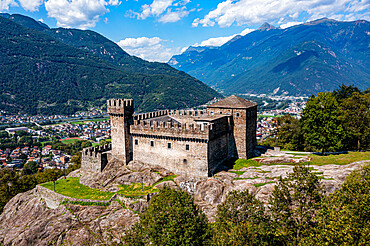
<box><xmin>236</xmin><ymin>112</ymin><xmax>240</xmax><ymax>117</ymax></box>
<box><xmin>186</xmin><ymin>144</ymin><xmax>190</xmax><ymax>150</ymax></box>
<box><xmin>150</xmin><ymin>141</ymin><xmax>154</xmax><ymax>147</ymax></box>
<box><xmin>135</xmin><ymin>139</ymin><xmax>138</xmax><ymax>145</ymax></box>
<box><xmin>168</xmin><ymin>143</ymin><xmax>171</xmax><ymax>149</ymax></box>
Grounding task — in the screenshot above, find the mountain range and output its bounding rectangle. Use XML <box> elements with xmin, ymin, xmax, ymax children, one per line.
<box><xmin>169</xmin><ymin>19</ymin><xmax>370</xmax><ymax>96</ymax></box>
<box><xmin>0</xmin><ymin>13</ymin><xmax>220</xmax><ymax>115</ymax></box>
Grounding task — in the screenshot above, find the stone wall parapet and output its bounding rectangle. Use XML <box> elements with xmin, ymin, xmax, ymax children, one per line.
<box><xmin>133</xmin><ymin>110</ymin><xmax>169</xmax><ymax>121</ymax></box>
<box><xmin>82</xmin><ymin>143</ymin><xmax>112</xmax><ymax>157</ymax></box>
<box><xmin>107</xmin><ymin>99</ymin><xmax>134</xmax><ymax>115</ymax></box>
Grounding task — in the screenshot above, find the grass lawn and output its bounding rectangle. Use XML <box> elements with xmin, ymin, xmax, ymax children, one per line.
<box><xmin>309</xmin><ymin>151</ymin><xmax>370</xmax><ymax>166</ymax></box>
<box><xmin>118</xmin><ymin>183</ymin><xmax>159</xmax><ymax>197</ymax></box>
<box><xmin>60</xmin><ymin>137</ymin><xmax>83</xmax><ymax>144</ymax></box>
<box><xmin>233</xmin><ymin>159</ymin><xmax>262</xmax><ymax>170</ymax></box>
<box><xmin>70</xmin><ymin>118</ymin><xmax>109</xmax><ymax>125</ymax></box>
<box><xmin>40</xmin><ymin>177</ymin><xmax>115</xmax><ymax>200</ymax></box>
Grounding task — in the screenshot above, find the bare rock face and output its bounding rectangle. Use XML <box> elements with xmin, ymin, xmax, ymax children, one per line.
<box><xmin>0</xmin><ymin>189</ymin><xmax>138</xmax><ymax>246</ymax></box>
<box><xmin>1</xmin><ymin>160</ymin><xmax>368</xmax><ymax>244</ymax></box>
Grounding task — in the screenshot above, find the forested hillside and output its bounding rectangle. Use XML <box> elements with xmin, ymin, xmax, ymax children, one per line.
<box><xmin>169</xmin><ymin>19</ymin><xmax>370</xmax><ymax>95</ymax></box>
<box><xmin>0</xmin><ymin>14</ymin><xmax>220</xmax><ymax>115</ymax></box>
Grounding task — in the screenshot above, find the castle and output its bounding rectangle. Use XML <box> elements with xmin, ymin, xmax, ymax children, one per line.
<box><xmin>82</xmin><ymin>95</ymin><xmax>257</xmax><ymax>177</ymax></box>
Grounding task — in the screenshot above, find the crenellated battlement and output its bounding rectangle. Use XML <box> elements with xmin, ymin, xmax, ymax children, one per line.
<box><xmin>133</xmin><ymin>110</ymin><xmax>168</xmax><ymax>121</ymax></box>
<box><xmin>107</xmin><ymin>99</ymin><xmax>134</xmax><ymax>115</ymax></box>
<box><xmin>81</xmin><ymin>143</ymin><xmax>112</xmax><ymax>172</ymax></box>
<box><xmin>82</xmin><ymin>143</ymin><xmax>112</xmax><ymax>157</ymax></box>
<box><xmin>168</xmin><ymin>109</ymin><xmax>207</xmax><ymax>116</ymax></box>
<box><xmin>131</xmin><ymin>120</ymin><xmax>215</xmax><ymax>140</ymax></box>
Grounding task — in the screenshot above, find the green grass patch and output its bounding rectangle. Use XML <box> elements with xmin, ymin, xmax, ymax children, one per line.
<box><xmin>265</xmin><ymin>177</ymin><xmax>277</xmax><ymax>180</ymax></box>
<box><xmin>233</xmin><ymin>176</ymin><xmax>259</xmax><ymax>180</ymax></box>
<box><xmin>62</xmin><ymin>199</ymin><xmax>110</xmax><ymax>207</ymax></box>
<box><xmin>60</xmin><ymin>138</ymin><xmax>83</xmax><ymax>144</ymax></box>
<box><xmin>70</xmin><ymin>118</ymin><xmax>109</xmax><ymax>125</ymax></box>
<box><xmin>40</xmin><ymin>177</ymin><xmax>115</xmax><ymax>200</ymax></box>
<box><xmin>153</xmin><ymin>175</ymin><xmax>178</xmax><ymax>186</ymax></box>
<box><xmin>229</xmin><ymin>170</ymin><xmax>246</xmax><ymax>175</ymax></box>
<box><xmin>257</xmin><ymin>170</ymin><xmax>272</xmax><ymax>173</ymax></box>
<box><xmin>233</xmin><ymin>159</ymin><xmax>262</xmax><ymax>170</ymax></box>
<box><xmin>309</xmin><ymin>151</ymin><xmax>370</xmax><ymax>166</ymax></box>
<box><xmin>118</xmin><ymin>183</ymin><xmax>159</xmax><ymax>197</ymax></box>
<box><xmin>253</xmin><ymin>181</ymin><xmax>275</xmax><ymax>187</ymax></box>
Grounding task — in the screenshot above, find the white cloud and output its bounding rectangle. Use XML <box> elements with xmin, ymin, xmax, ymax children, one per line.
<box><xmin>0</xmin><ymin>0</ymin><xmax>17</xmax><ymax>11</ymax></box>
<box><xmin>138</xmin><ymin>0</ymin><xmax>174</xmax><ymax>19</ymax></box>
<box><xmin>194</xmin><ymin>0</ymin><xmax>370</xmax><ymax>28</ymax></box>
<box><xmin>135</xmin><ymin>0</ymin><xmax>192</xmax><ymax>22</ymax></box>
<box><xmin>117</xmin><ymin>37</ymin><xmax>175</xmax><ymax>62</ymax></box>
<box><xmin>194</xmin><ymin>34</ymin><xmax>235</xmax><ymax>47</ymax></box>
<box><xmin>240</xmin><ymin>27</ymin><xmax>254</xmax><ymax>35</ymax></box>
<box><xmin>158</xmin><ymin>8</ymin><xmax>189</xmax><ymax>23</ymax></box>
<box><xmin>280</xmin><ymin>21</ymin><xmax>303</xmax><ymax>29</ymax></box>
<box><xmin>18</xmin><ymin>0</ymin><xmax>43</xmax><ymax>11</ymax></box>
<box><xmin>44</xmin><ymin>0</ymin><xmax>120</xmax><ymax>29</ymax></box>
<box><xmin>191</xmin><ymin>27</ymin><xmax>255</xmax><ymax>49</ymax></box>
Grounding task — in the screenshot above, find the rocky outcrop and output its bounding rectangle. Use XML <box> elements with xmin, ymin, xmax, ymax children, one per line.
<box><xmin>0</xmin><ymin>160</ymin><xmax>368</xmax><ymax>245</ymax></box>
<box><xmin>0</xmin><ymin>189</ymin><xmax>139</xmax><ymax>246</ymax></box>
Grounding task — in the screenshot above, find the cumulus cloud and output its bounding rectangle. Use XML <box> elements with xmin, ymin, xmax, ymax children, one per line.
<box><xmin>117</xmin><ymin>37</ymin><xmax>175</xmax><ymax>62</ymax></box>
<box><xmin>135</xmin><ymin>0</ymin><xmax>191</xmax><ymax>22</ymax></box>
<box><xmin>280</xmin><ymin>21</ymin><xmax>303</xmax><ymax>29</ymax></box>
<box><xmin>191</xmin><ymin>27</ymin><xmax>255</xmax><ymax>49</ymax></box>
<box><xmin>193</xmin><ymin>0</ymin><xmax>370</xmax><ymax>28</ymax></box>
<box><xmin>18</xmin><ymin>0</ymin><xmax>43</xmax><ymax>11</ymax></box>
<box><xmin>0</xmin><ymin>0</ymin><xmax>17</xmax><ymax>11</ymax></box>
<box><xmin>159</xmin><ymin>8</ymin><xmax>189</xmax><ymax>23</ymax></box>
<box><xmin>44</xmin><ymin>0</ymin><xmax>120</xmax><ymax>29</ymax></box>
<box><xmin>138</xmin><ymin>0</ymin><xmax>174</xmax><ymax>19</ymax></box>
<box><xmin>194</xmin><ymin>35</ymin><xmax>235</xmax><ymax>47</ymax></box>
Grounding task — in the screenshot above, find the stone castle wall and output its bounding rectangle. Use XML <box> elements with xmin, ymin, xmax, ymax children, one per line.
<box><xmin>81</xmin><ymin>144</ymin><xmax>112</xmax><ymax>172</ymax></box>
<box><xmin>108</xmin><ymin>99</ymin><xmax>134</xmax><ymax>164</ymax></box>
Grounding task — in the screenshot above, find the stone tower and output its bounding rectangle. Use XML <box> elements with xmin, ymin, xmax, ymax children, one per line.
<box><xmin>107</xmin><ymin>99</ymin><xmax>134</xmax><ymax>164</ymax></box>
<box><xmin>207</xmin><ymin>95</ymin><xmax>257</xmax><ymax>159</ymax></box>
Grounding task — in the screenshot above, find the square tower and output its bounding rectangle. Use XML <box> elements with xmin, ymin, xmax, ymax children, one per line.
<box><xmin>207</xmin><ymin>95</ymin><xmax>257</xmax><ymax>159</ymax></box>
<box><xmin>107</xmin><ymin>99</ymin><xmax>134</xmax><ymax>164</ymax></box>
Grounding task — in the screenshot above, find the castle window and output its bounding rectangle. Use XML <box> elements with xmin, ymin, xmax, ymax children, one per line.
<box><xmin>135</xmin><ymin>139</ymin><xmax>138</xmax><ymax>145</ymax></box>
<box><xmin>220</xmin><ymin>112</ymin><xmax>222</xmax><ymax>114</ymax></box>
<box><xmin>236</xmin><ymin>112</ymin><xmax>240</xmax><ymax>117</ymax></box>
<box><xmin>150</xmin><ymin>141</ymin><xmax>154</xmax><ymax>147</ymax></box>
<box><xmin>183</xmin><ymin>159</ymin><xmax>187</xmax><ymax>164</ymax></box>
<box><xmin>168</xmin><ymin>143</ymin><xmax>172</xmax><ymax>149</ymax></box>
<box><xmin>186</xmin><ymin>144</ymin><xmax>190</xmax><ymax>151</ymax></box>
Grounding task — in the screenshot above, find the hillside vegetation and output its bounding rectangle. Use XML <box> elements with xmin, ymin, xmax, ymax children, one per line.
<box><xmin>0</xmin><ymin>14</ymin><xmax>220</xmax><ymax>115</ymax></box>
<box><xmin>169</xmin><ymin>19</ymin><xmax>370</xmax><ymax>95</ymax></box>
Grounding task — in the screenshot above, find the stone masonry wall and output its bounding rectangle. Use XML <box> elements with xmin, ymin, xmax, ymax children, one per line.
<box><xmin>81</xmin><ymin>144</ymin><xmax>111</xmax><ymax>172</ymax></box>
<box><xmin>132</xmin><ymin>135</ymin><xmax>209</xmax><ymax>177</ymax></box>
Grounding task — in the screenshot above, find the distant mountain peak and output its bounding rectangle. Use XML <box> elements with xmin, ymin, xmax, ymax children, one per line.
<box><xmin>306</xmin><ymin>18</ymin><xmax>338</xmax><ymax>25</ymax></box>
<box><xmin>258</xmin><ymin>22</ymin><xmax>277</xmax><ymax>31</ymax></box>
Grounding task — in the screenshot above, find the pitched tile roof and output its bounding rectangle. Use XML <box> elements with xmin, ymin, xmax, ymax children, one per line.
<box><xmin>208</xmin><ymin>95</ymin><xmax>257</xmax><ymax>109</ymax></box>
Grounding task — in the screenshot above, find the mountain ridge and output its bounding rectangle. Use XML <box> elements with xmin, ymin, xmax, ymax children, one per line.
<box><xmin>0</xmin><ymin>13</ymin><xmax>220</xmax><ymax>115</ymax></box>
<box><xmin>169</xmin><ymin>19</ymin><xmax>370</xmax><ymax>95</ymax></box>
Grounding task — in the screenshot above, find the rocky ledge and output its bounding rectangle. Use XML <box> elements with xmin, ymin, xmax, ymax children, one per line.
<box><xmin>0</xmin><ymin>160</ymin><xmax>368</xmax><ymax>245</ymax></box>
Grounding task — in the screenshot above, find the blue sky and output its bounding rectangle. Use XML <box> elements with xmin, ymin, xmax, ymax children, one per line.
<box><xmin>1</xmin><ymin>0</ymin><xmax>369</xmax><ymax>62</ymax></box>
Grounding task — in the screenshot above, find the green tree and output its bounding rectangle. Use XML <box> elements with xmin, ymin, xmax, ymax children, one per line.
<box><xmin>274</xmin><ymin>115</ymin><xmax>303</xmax><ymax>151</ymax></box>
<box><xmin>124</xmin><ymin>186</ymin><xmax>209</xmax><ymax>246</ymax></box>
<box><xmin>340</xmin><ymin>92</ymin><xmax>370</xmax><ymax>150</ymax></box>
<box><xmin>23</xmin><ymin>161</ymin><xmax>39</xmax><ymax>174</ymax></box>
<box><xmin>211</xmin><ymin>189</ymin><xmax>280</xmax><ymax>246</ymax></box>
<box><xmin>308</xmin><ymin>164</ymin><xmax>370</xmax><ymax>245</ymax></box>
<box><xmin>81</xmin><ymin>141</ymin><xmax>92</xmax><ymax>148</ymax></box>
<box><xmin>333</xmin><ymin>84</ymin><xmax>361</xmax><ymax>100</ymax></box>
<box><xmin>269</xmin><ymin>165</ymin><xmax>324</xmax><ymax>244</ymax></box>
<box><xmin>301</xmin><ymin>92</ymin><xmax>345</xmax><ymax>153</ymax></box>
